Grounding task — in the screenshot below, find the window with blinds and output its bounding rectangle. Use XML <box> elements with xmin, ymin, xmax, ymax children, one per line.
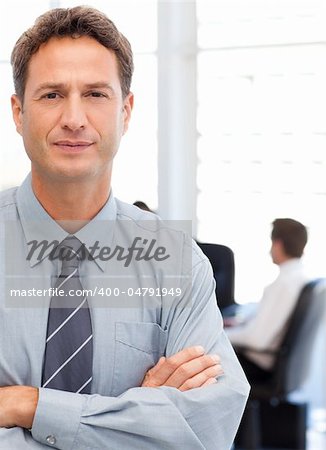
<box><xmin>196</xmin><ymin>0</ymin><xmax>326</xmax><ymax>302</ymax></box>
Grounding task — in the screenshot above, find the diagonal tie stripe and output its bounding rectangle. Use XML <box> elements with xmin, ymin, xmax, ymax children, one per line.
<box><xmin>42</xmin><ymin>235</ymin><xmax>93</xmax><ymax>394</ymax></box>
<box><xmin>43</xmin><ymin>334</ymin><xmax>93</xmax><ymax>388</ymax></box>
<box><xmin>56</xmin><ymin>268</ymin><xmax>78</xmax><ymax>290</ymax></box>
<box><xmin>44</xmin><ymin>306</ymin><xmax>92</xmax><ymax>367</ymax></box>
<box><xmin>46</xmin><ymin>297</ymin><xmax>87</xmax><ymax>342</ymax></box>
<box><xmin>42</xmin><ymin>340</ymin><xmax>93</xmax><ymax>393</ymax></box>
<box><xmin>77</xmin><ymin>376</ymin><xmax>93</xmax><ymax>394</ymax></box>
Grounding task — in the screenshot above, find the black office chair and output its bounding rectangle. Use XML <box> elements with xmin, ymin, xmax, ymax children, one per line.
<box><xmin>235</xmin><ymin>278</ymin><xmax>326</xmax><ymax>449</ymax></box>
<box><xmin>196</xmin><ymin>242</ymin><xmax>236</xmax><ymax>312</ymax></box>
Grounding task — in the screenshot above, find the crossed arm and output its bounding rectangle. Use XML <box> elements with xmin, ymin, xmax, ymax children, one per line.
<box><xmin>0</xmin><ymin>255</ymin><xmax>249</xmax><ymax>449</ymax></box>
<box><xmin>0</xmin><ymin>346</ymin><xmax>223</xmax><ymax>429</ymax></box>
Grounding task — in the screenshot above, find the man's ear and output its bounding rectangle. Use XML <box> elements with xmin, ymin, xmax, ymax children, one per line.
<box><xmin>122</xmin><ymin>92</ymin><xmax>134</xmax><ymax>135</ymax></box>
<box><xmin>11</xmin><ymin>94</ymin><xmax>23</xmax><ymax>136</ymax></box>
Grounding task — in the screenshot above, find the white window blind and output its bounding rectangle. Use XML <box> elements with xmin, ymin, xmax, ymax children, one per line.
<box><xmin>197</xmin><ymin>0</ymin><xmax>326</xmax><ymax>302</ymax></box>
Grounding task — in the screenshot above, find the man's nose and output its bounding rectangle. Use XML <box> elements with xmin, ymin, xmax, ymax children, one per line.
<box><xmin>60</xmin><ymin>97</ymin><xmax>88</xmax><ymax>131</ymax></box>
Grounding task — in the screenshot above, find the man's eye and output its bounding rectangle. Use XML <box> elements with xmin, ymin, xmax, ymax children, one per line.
<box><xmin>90</xmin><ymin>92</ymin><xmax>106</xmax><ymax>98</ymax></box>
<box><xmin>44</xmin><ymin>93</ymin><xmax>59</xmax><ymax>99</ymax></box>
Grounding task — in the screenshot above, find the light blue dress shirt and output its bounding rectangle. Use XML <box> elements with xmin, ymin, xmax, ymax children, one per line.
<box><xmin>0</xmin><ymin>175</ymin><xmax>249</xmax><ymax>449</ymax></box>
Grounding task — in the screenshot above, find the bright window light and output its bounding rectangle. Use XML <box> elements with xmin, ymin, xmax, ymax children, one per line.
<box><xmin>197</xmin><ymin>0</ymin><xmax>326</xmax><ymax>302</ymax></box>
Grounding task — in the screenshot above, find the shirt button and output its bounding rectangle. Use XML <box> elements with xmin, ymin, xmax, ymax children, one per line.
<box><xmin>46</xmin><ymin>435</ymin><xmax>56</xmax><ymax>445</ymax></box>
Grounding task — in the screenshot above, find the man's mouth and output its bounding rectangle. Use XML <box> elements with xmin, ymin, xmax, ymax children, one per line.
<box><xmin>53</xmin><ymin>141</ymin><xmax>94</xmax><ymax>152</ymax></box>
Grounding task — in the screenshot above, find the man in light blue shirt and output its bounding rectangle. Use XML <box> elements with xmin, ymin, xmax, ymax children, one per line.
<box><xmin>0</xmin><ymin>6</ymin><xmax>249</xmax><ymax>449</ymax></box>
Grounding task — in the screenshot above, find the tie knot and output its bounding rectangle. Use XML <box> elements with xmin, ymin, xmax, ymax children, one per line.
<box><xmin>57</xmin><ymin>236</ymin><xmax>86</xmax><ymax>273</ymax></box>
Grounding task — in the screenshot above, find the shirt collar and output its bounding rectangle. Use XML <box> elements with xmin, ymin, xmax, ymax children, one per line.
<box><xmin>279</xmin><ymin>258</ymin><xmax>303</xmax><ymax>272</ymax></box>
<box><xmin>17</xmin><ymin>173</ymin><xmax>117</xmax><ymax>271</ymax></box>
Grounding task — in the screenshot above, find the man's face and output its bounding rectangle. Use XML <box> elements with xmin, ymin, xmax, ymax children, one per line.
<box><xmin>270</xmin><ymin>240</ymin><xmax>277</xmax><ymax>264</ymax></box>
<box><xmin>270</xmin><ymin>238</ymin><xmax>283</xmax><ymax>265</ymax></box>
<box><xmin>11</xmin><ymin>36</ymin><xmax>133</xmax><ymax>183</ymax></box>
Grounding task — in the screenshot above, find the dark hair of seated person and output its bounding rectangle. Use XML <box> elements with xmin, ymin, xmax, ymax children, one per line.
<box><xmin>133</xmin><ymin>201</ymin><xmax>152</xmax><ymax>212</ymax></box>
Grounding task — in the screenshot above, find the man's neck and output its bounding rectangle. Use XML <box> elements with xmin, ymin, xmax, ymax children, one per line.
<box><xmin>277</xmin><ymin>255</ymin><xmax>296</xmax><ymax>266</ymax></box>
<box><xmin>31</xmin><ymin>173</ymin><xmax>110</xmax><ymax>232</ymax></box>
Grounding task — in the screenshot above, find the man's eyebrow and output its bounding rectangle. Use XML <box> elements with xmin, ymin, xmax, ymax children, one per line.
<box><xmin>33</xmin><ymin>82</ymin><xmax>116</xmax><ymax>96</ymax></box>
<box><xmin>33</xmin><ymin>83</ymin><xmax>66</xmax><ymax>96</ymax></box>
<box><xmin>84</xmin><ymin>82</ymin><xmax>115</xmax><ymax>93</ymax></box>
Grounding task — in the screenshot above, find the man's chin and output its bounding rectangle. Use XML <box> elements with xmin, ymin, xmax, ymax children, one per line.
<box><xmin>35</xmin><ymin>167</ymin><xmax>102</xmax><ymax>183</ymax></box>
<box><xmin>32</xmin><ymin>159</ymin><xmax>111</xmax><ymax>185</ymax></box>
<box><xmin>53</xmin><ymin>170</ymin><xmax>101</xmax><ymax>182</ymax></box>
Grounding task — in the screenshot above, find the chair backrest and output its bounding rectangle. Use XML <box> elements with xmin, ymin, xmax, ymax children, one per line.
<box><xmin>196</xmin><ymin>242</ymin><xmax>235</xmax><ymax>310</ymax></box>
<box><xmin>271</xmin><ymin>278</ymin><xmax>326</xmax><ymax>397</ymax></box>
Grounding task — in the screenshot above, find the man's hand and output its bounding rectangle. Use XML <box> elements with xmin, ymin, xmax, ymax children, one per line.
<box><xmin>141</xmin><ymin>346</ymin><xmax>223</xmax><ymax>391</ymax></box>
<box><xmin>0</xmin><ymin>386</ymin><xmax>38</xmax><ymax>429</ymax></box>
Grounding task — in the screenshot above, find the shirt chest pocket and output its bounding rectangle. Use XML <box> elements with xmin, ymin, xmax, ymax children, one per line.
<box><xmin>111</xmin><ymin>321</ymin><xmax>168</xmax><ymax>397</ymax></box>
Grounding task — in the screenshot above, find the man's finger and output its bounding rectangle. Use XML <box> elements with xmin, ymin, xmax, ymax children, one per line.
<box><xmin>201</xmin><ymin>377</ymin><xmax>218</xmax><ymax>388</ymax></box>
<box><xmin>178</xmin><ymin>364</ymin><xmax>223</xmax><ymax>391</ymax></box>
<box><xmin>142</xmin><ymin>346</ymin><xmax>205</xmax><ymax>387</ymax></box>
<box><xmin>164</xmin><ymin>354</ymin><xmax>221</xmax><ymax>388</ymax></box>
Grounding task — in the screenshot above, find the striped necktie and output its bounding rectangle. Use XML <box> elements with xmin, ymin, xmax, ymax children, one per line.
<box><xmin>42</xmin><ymin>235</ymin><xmax>93</xmax><ymax>394</ymax></box>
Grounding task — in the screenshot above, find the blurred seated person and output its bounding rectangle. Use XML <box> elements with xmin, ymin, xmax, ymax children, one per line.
<box><xmin>225</xmin><ymin>218</ymin><xmax>310</xmax><ymax>382</ymax></box>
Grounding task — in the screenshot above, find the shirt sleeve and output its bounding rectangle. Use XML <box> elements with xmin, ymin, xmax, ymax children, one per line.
<box><xmin>0</xmin><ymin>427</ymin><xmax>47</xmax><ymax>449</ymax></box>
<box><xmin>31</xmin><ymin>244</ymin><xmax>249</xmax><ymax>450</ymax></box>
<box><xmin>226</xmin><ymin>279</ymin><xmax>296</xmax><ymax>350</ymax></box>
